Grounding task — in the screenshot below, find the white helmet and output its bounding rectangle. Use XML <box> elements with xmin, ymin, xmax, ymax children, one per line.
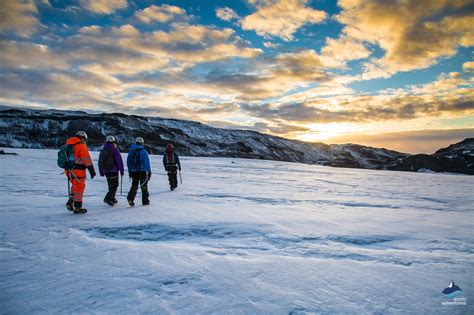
<box><xmin>76</xmin><ymin>131</ymin><xmax>88</xmax><ymax>140</ymax></box>
<box><xmin>135</xmin><ymin>137</ymin><xmax>144</xmax><ymax>144</ymax></box>
<box><xmin>106</xmin><ymin>135</ymin><xmax>116</xmax><ymax>143</ymax></box>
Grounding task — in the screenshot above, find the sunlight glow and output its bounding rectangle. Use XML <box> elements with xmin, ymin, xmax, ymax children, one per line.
<box><xmin>296</xmin><ymin>123</ymin><xmax>359</xmax><ymax>142</ymax></box>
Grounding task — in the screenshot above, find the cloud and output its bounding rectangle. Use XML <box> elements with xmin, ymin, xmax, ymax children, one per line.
<box><xmin>320</xmin><ymin>35</ymin><xmax>371</xmax><ymax>67</ymax></box>
<box><xmin>326</xmin><ymin>128</ymin><xmax>474</xmax><ymax>154</ymax></box>
<box><xmin>463</xmin><ymin>61</ymin><xmax>474</xmax><ymax>72</ymax></box>
<box><xmin>149</xmin><ymin>24</ymin><xmax>262</xmax><ymax>62</ymax></box>
<box><xmin>263</xmin><ymin>42</ymin><xmax>279</xmax><ymax>48</ymax></box>
<box><xmin>135</xmin><ymin>4</ymin><xmax>186</xmax><ymax>23</ymax></box>
<box><xmin>279</xmin><ymin>83</ymin><xmax>355</xmax><ymax>103</ymax></box>
<box><xmin>79</xmin><ymin>0</ymin><xmax>127</xmax><ymax>14</ymax></box>
<box><xmin>179</xmin><ymin>50</ymin><xmax>336</xmax><ymax>101</ymax></box>
<box><xmin>336</xmin><ymin>0</ymin><xmax>474</xmax><ymax>78</ymax></box>
<box><xmin>0</xmin><ymin>19</ymin><xmax>264</xmax><ymax>116</ymax></box>
<box><xmin>252</xmin><ymin>121</ymin><xmax>312</xmax><ymax>135</ymax></box>
<box><xmin>216</xmin><ymin>7</ymin><xmax>239</xmax><ymax>22</ymax></box>
<box><xmin>67</xmin><ymin>23</ymin><xmax>261</xmax><ymax>76</ymax></box>
<box><xmin>0</xmin><ymin>68</ymin><xmax>123</xmax><ymax>110</ymax></box>
<box><xmin>241</xmin><ymin>0</ymin><xmax>327</xmax><ymax>40</ymax></box>
<box><xmin>0</xmin><ymin>41</ymin><xmax>68</xmax><ymax>70</ymax></box>
<box><xmin>411</xmin><ymin>72</ymin><xmax>471</xmax><ymax>95</ymax></box>
<box><xmin>239</xmin><ymin>74</ymin><xmax>474</xmax><ymax>125</ymax></box>
<box><xmin>0</xmin><ymin>0</ymin><xmax>40</xmax><ymax>36</ymax></box>
<box><xmin>274</xmin><ymin>50</ymin><xmax>333</xmax><ymax>80</ymax></box>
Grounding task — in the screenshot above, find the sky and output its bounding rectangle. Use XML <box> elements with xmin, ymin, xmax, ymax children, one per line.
<box><xmin>0</xmin><ymin>0</ymin><xmax>473</xmax><ymax>153</ymax></box>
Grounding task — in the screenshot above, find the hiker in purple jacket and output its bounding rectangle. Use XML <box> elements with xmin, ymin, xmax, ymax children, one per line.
<box><xmin>98</xmin><ymin>136</ymin><xmax>125</xmax><ymax>206</ymax></box>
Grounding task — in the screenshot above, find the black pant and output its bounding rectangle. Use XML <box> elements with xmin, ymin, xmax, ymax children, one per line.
<box><xmin>104</xmin><ymin>173</ymin><xmax>119</xmax><ymax>202</ymax></box>
<box><xmin>127</xmin><ymin>171</ymin><xmax>149</xmax><ymax>204</ymax></box>
<box><xmin>167</xmin><ymin>166</ymin><xmax>178</xmax><ymax>189</ymax></box>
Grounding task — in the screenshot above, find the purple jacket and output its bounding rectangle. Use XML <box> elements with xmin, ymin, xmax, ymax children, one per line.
<box><xmin>99</xmin><ymin>143</ymin><xmax>125</xmax><ymax>176</ymax></box>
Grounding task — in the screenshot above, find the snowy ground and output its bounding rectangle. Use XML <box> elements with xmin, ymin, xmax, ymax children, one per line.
<box><xmin>1</xmin><ymin>148</ymin><xmax>473</xmax><ymax>314</ymax></box>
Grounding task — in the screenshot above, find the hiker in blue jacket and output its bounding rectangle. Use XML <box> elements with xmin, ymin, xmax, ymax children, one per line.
<box><xmin>126</xmin><ymin>137</ymin><xmax>151</xmax><ymax>206</ymax></box>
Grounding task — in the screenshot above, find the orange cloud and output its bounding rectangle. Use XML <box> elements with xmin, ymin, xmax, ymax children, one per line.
<box><xmin>79</xmin><ymin>0</ymin><xmax>127</xmax><ymax>14</ymax></box>
<box><xmin>0</xmin><ymin>0</ymin><xmax>39</xmax><ymax>37</ymax></box>
<box><xmin>337</xmin><ymin>0</ymin><xmax>474</xmax><ymax>78</ymax></box>
<box><xmin>135</xmin><ymin>4</ymin><xmax>186</xmax><ymax>23</ymax></box>
<box><xmin>241</xmin><ymin>0</ymin><xmax>327</xmax><ymax>40</ymax></box>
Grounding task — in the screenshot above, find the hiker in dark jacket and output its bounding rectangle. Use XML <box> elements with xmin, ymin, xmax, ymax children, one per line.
<box><xmin>163</xmin><ymin>144</ymin><xmax>181</xmax><ymax>191</ymax></box>
<box><xmin>126</xmin><ymin>137</ymin><xmax>151</xmax><ymax>206</ymax></box>
<box><xmin>99</xmin><ymin>136</ymin><xmax>124</xmax><ymax>206</ymax></box>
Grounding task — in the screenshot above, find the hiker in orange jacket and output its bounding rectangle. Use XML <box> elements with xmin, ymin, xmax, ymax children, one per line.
<box><xmin>65</xmin><ymin>131</ymin><xmax>96</xmax><ymax>214</ymax></box>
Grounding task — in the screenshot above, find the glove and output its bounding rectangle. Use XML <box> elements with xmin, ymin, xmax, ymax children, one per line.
<box><xmin>121</xmin><ymin>171</ymin><xmax>124</xmax><ymax>176</ymax></box>
<box><xmin>148</xmin><ymin>173</ymin><xmax>152</xmax><ymax>181</ymax></box>
<box><xmin>88</xmin><ymin>166</ymin><xmax>96</xmax><ymax>179</ymax></box>
<box><xmin>179</xmin><ymin>166</ymin><xmax>181</xmax><ymax>171</ymax></box>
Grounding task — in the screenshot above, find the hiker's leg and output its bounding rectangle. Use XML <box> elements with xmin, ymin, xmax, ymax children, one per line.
<box><xmin>127</xmin><ymin>173</ymin><xmax>139</xmax><ymax>202</ymax></box>
<box><xmin>107</xmin><ymin>174</ymin><xmax>119</xmax><ymax>201</ymax></box>
<box><xmin>72</xmin><ymin>177</ymin><xmax>86</xmax><ymax>209</ymax></box>
<box><xmin>139</xmin><ymin>172</ymin><xmax>149</xmax><ymax>204</ymax></box>
<box><xmin>167</xmin><ymin>172</ymin><xmax>173</xmax><ymax>188</ymax></box>
<box><xmin>172</xmin><ymin>172</ymin><xmax>178</xmax><ymax>188</ymax></box>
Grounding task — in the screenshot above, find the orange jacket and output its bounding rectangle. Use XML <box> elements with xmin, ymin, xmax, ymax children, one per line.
<box><xmin>66</xmin><ymin>136</ymin><xmax>93</xmax><ymax>168</ymax></box>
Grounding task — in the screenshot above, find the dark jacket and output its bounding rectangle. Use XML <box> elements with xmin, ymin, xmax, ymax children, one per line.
<box><xmin>127</xmin><ymin>144</ymin><xmax>151</xmax><ymax>174</ymax></box>
<box><xmin>99</xmin><ymin>142</ymin><xmax>124</xmax><ymax>176</ymax></box>
<box><xmin>163</xmin><ymin>152</ymin><xmax>181</xmax><ymax>170</ymax></box>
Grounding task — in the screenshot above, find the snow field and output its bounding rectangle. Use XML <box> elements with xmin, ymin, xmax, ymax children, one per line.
<box><xmin>0</xmin><ymin>148</ymin><xmax>473</xmax><ymax>314</ymax></box>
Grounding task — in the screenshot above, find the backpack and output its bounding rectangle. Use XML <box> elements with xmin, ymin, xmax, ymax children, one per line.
<box><xmin>166</xmin><ymin>152</ymin><xmax>176</xmax><ymax>165</ymax></box>
<box><xmin>99</xmin><ymin>148</ymin><xmax>115</xmax><ymax>171</ymax></box>
<box><xmin>130</xmin><ymin>148</ymin><xmax>142</xmax><ymax>169</ymax></box>
<box><xmin>57</xmin><ymin>144</ymin><xmax>76</xmax><ymax>170</ymax></box>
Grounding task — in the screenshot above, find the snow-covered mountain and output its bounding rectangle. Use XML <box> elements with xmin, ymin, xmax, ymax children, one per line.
<box><xmin>0</xmin><ymin>107</ymin><xmax>472</xmax><ymax>174</ymax></box>
<box><xmin>388</xmin><ymin>138</ymin><xmax>474</xmax><ymax>175</ymax></box>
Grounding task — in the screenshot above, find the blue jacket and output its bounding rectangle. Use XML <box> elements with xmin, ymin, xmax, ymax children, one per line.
<box><xmin>163</xmin><ymin>152</ymin><xmax>181</xmax><ymax>170</ymax></box>
<box><xmin>127</xmin><ymin>144</ymin><xmax>151</xmax><ymax>174</ymax></box>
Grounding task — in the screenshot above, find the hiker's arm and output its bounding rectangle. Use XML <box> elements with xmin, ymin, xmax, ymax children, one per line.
<box><xmin>88</xmin><ymin>165</ymin><xmax>96</xmax><ymax>179</ymax></box>
<box><xmin>144</xmin><ymin>152</ymin><xmax>151</xmax><ymax>174</ymax></box>
<box><xmin>115</xmin><ymin>148</ymin><xmax>124</xmax><ymax>176</ymax></box>
<box><xmin>77</xmin><ymin>143</ymin><xmax>93</xmax><ymax>167</ymax></box>
<box><xmin>176</xmin><ymin>154</ymin><xmax>181</xmax><ymax>170</ymax></box>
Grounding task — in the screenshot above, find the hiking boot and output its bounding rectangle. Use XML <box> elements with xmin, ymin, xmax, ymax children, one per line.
<box><xmin>128</xmin><ymin>199</ymin><xmax>135</xmax><ymax>207</ymax></box>
<box><xmin>113</xmin><ymin>198</ymin><xmax>118</xmax><ymax>204</ymax></box>
<box><xmin>66</xmin><ymin>199</ymin><xmax>74</xmax><ymax>211</ymax></box>
<box><xmin>73</xmin><ymin>208</ymin><xmax>87</xmax><ymax>214</ymax></box>
<box><xmin>103</xmin><ymin>199</ymin><xmax>114</xmax><ymax>206</ymax></box>
<box><xmin>143</xmin><ymin>200</ymin><xmax>150</xmax><ymax>206</ymax></box>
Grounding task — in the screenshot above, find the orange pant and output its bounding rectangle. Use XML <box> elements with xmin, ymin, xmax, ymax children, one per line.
<box><xmin>66</xmin><ymin>170</ymin><xmax>86</xmax><ymax>203</ymax></box>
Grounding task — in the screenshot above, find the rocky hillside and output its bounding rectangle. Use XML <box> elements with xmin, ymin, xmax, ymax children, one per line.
<box><xmin>0</xmin><ymin>107</ymin><xmax>472</xmax><ymax>174</ymax></box>
<box><xmin>388</xmin><ymin>138</ymin><xmax>474</xmax><ymax>175</ymax></box>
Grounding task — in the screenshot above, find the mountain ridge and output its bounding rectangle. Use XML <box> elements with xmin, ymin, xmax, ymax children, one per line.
<box><xmin>0</xmin><ymin>107</ymin><xmax>472</xmax><ymax>174</ymax></box>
